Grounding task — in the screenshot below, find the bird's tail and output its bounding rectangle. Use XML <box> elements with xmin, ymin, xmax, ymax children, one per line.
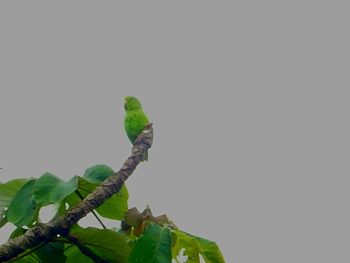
<box><xmin>143</xmin><ymin>150</ymin><xmax>148</xmax><ymax>162</ymax></box>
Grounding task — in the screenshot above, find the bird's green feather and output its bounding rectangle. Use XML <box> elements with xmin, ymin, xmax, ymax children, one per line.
<box><xmin>124</xmin><ymin>110</ymin><xmax>149</xmax><ymax>143</ymax></box>
<box><xmin>124</xmin><ymin>96</ymin><xmax>149</xmax><ymax>161</ymax></box>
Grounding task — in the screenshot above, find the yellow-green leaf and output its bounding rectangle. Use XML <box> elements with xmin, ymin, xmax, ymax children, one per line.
<box><xmin>172</xmin><ymin>230</ymin><xmax>226</xmax><ymax>263</ymax></box>
<box><xmin>128</xmin><ymin>223</ymin><xmax>172</xmax><ymax>263</ymax></box>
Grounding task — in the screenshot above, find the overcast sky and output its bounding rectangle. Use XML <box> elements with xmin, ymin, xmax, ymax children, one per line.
<box><xmin>1</xmin><ymin>2</ymin><xmax>349</xmax><ymax>263</ymax></box>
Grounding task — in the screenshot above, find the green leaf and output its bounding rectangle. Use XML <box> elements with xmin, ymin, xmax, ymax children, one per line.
<box><xmin>69</xmin><ymin>225</ymin><xmax>131</xmax><ymax>263</ymax></box>
<box><xmin>0</xmin><ymin>178</ymin><xmax>29</xmax><ymax>228</ymax></box>
<box><xmin>82</xmin><ymin>164</ymin><xmax>129</xmax><ymax>220</ymax></box>
<box><xmin>128</xmin><ymin>223</ymin><xmax>172</xmax><ymax>263</ymax></box>
<box><xmin>172</xmin><ymin>230</ymin><xmax>226</xmax><ymax>263</ymax></box>
<box><xmin>83</xmin><ymin>164</ymin><xmax>115</xmax><ymax>183</ymax></box>
<box><xmin>34</xmin><ymin>242</ymin><xmax>67</xmax><ymax>263</ymax></box>
<box><xmin>7</xmin><ymin>179</ymin><xmax>39</xmax><ymax>227</ymax></box>
<box><xmin>64</xmin><ymin>245</ymin><xmax>94</xmax><ymax>263</ymax></box>
<box><xmin>33</xmin><ymin>172</ymin><xmax>78</xmax><ymax>206</ymax></box>
<box><xmin>172</xmin><ymin>230</ymin><xmax>200</xmax><ymax>263</ymax></box>
<box><xmin>96</xmin><ymin>185</ymin><xmax>128</xmax><ymax>220</ymax></box>
<box><xmin>60</xmin><ymin>176</ymin><xmax>128</xmax><ymax>220</ymax></box>
<box><xmin>191</xmin><ymin>235</ymin><xmax>225</xmax><ymax>263</ymax></box>
<box><xmin>9</xmin><ymin>227</ymin><xmax>27</xmax><ymax>239</ymax></box>
<box><xmin>9</xmin><ymin>255</ymin><xmax>40</xmax><ymax>263</ymax></box>
<box><xmin>12</xmin><ymin>242</ymin><xmax>67</xmax><ymax>263</ymax></box>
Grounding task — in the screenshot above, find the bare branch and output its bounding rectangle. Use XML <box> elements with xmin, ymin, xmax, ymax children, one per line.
<box><xmin>0</xmin><ymin>123</ymin><xmax>153</xmax><ymax>262</ymax></box>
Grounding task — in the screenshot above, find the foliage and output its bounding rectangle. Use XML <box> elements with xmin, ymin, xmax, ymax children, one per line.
<box><xmin>0</xmin><ymin>165</ymin><xmax>225</xmax><ymax>262</ymax></box>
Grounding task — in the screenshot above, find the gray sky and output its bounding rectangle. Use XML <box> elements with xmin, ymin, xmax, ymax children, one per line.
<box><xmin>1</xmin><ymin>2</ymin><xmax>349</xmax><ymax>262</ymax></box>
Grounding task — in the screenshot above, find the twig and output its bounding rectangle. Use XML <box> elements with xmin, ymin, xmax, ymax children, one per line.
<box><xmin>6</xmin><ymin>236</ymin><xmax>69</xmax><ymax>262</ymax></box>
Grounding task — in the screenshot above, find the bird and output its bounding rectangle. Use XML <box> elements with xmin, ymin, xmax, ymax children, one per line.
<box><xmin>124</xmin><ymin>96</ymin><xmax>150</xmax><ymax>161</ymax></box>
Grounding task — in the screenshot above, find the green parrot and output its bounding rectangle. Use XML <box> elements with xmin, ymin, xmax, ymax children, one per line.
<box><xmin>124</xmin><ymin>96</ymin><xmax>150</xmax><ymax>161</ymax></box>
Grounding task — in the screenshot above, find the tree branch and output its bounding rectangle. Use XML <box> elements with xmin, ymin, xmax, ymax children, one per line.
<box><xmin>75</xmin><ymin>190</ymin><xmax>106</xmax><ymax>229</ymax></box>
<box><xmin>0</xmin><ymin>123</ymin><xmax>153</xmax><ymax>262</ymax></box>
